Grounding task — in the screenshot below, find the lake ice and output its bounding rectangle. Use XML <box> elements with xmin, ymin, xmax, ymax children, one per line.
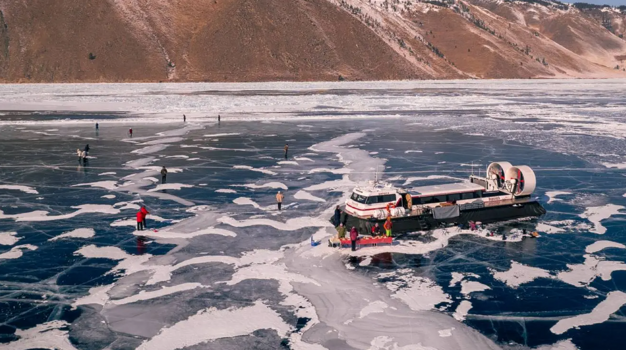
<box><xmin>1</xmin><ymin>80</ymin><xmax>626</xmax><ymax>350</ymax></box>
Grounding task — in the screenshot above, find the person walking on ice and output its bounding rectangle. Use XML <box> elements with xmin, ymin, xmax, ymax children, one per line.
<box><xmin>136</xmin><ymin>210</ymin><xmax>144</xmax><ymax>231</ymax></box>
<box><xmin>350</xmin><ymin>226</ymin><xmax>358</xmax><ymax>251</ymax></box>
<box><xmin>183</xmin><ymin>114</ymin><xmax>186</xmax><ymax>123</ymax></box>
<box><xmin>161</xmin><ymin>166</ymin><xmax>168</xmax><ymax>184</ymax></box>
<box><xmin>140</xmin><ymin>206</ymin><xmax>149</xmax><ymax>230</ymax></box>
<box><xmin>276</xmin><ymin>191</ymin><xmax>284</xmax><ymax>211</ymax></box>
<box><xmin>284</xmin><ymin>144</ymin><xmax>289</xmax><ymax>159</ymax></box>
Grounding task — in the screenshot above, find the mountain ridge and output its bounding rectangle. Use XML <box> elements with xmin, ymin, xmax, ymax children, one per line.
<box><xmin>0</xmin><ymin>0</ymin><xmax>625</xmax><ymax>82</ymax></box>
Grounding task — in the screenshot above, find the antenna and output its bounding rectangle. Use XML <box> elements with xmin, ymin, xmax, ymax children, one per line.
<box><xmin>375</xmin><ymin>166</ymin><xmax>379</xmax><ymax>184</ymax></box>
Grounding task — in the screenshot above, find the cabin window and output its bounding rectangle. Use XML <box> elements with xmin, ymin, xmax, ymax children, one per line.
<box><xmin>420</xmin><ymin>196</ymin><xmax>436</xmax><ymax>204</ymax></box>
<box><xmin>447</xmin><ymin>193</ymin><xmax>461</xmax><ymax>202</ymax></box>
<box><xmin>474</xmin><ymin>191</ymin><xmax>483</xmax><ymax>198</ymax></box>
<box><xmin>350</xmin><ymin>193</ymin><xmax>368</xmax><ymax>204</ymax></box>
<box><xmin>434</xmin><ymin>195</ymin><xmax>447</xmax><ymax>203</ymax></box>
<box><xmin>461</xmin><ymin>192</ymin><xmax>474</xmax><ymax>200</ymax></box>
<box><xmin>382</xmin><ymin>194</ymin><xmax>396</xmax><ymax>202</ymax></box>
<box><xmin>366</xmin><ymin>196</ymin><xmax>379</xmax><ymax>204</ymax></box>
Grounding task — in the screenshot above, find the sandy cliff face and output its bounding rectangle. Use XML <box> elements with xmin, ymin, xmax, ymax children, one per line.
<box><xmin>0</xmin><ymin>0</ymin><xmax>624</xmax><ymax>82</ymax></box>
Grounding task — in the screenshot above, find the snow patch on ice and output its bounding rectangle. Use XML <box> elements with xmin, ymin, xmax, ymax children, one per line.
<box><xmin>453</xmin><ymin>300</ymin><xmax>472</xmax><ymax>321</ymax></box>
<box><xmin>304</xmin><ymin>175</ymin><xmax>354</xmax><ymax>191</ymax></box>
<box><xmin>585</xmin><ymin>240</ymin><xmax>626</xmax><ymax>254</ymax></box>
<box><xmin>579</xmin><ymin>204</ymin><xmax>624</xmax><ymax>234</ymax></box>
<box><xmin>234</xmin><ymin>181</ymin><xmax>288</xmax><ymax>190</ymax></box>
<box><xmin>49</xmin><ymin>228</ymin><xmax>95</xmax><ymax>241</ymax></box>
<box><xmin>147</xmin><ymin>183</ymin><xmax>194</xmax><ymax>192</ymax></box>
<box><xmin>460</xmin><ymin>281</ymin><xmax>490</xmax><ymax>296</ymax></box>
<box><xmin>137</xmin><ymin>301</ymin><xmax>290</xmax><ymax>350</ymax></box>
<box><xmin>216</xmin><ymin>189</ymin><xmax>237</xmax><ymax>194</ymax></box>
<box><xmin>491</xmin><ymin>261</ymin><xmax>552</xmax><ymax>288</ymax></box>
<box><xmin>111</xmin><ymin>283</ymin><xmax>205</xmax><ymax>305</ymax></box>
<box><xmin>551</xmin><ymin>291</ymin><xmax>626</xmax><ymax>335</ymax></box>
<box><xmin>308</xmin><ymin>167</ymin><xmax>351</xmax><ymax>175</ymax></box>
<box><xmin>0</xmin><ymin>185</ymin><xmax>38</xmax><ymax>194</ymax></box>
<box><xmin>218</xmin><ymin>216</ymin><xmax>331</xmax><ymax>231</ymax></box>
<box><xmin>383</xmin><ymin>270</ymin><xmax>451</xmax><ymax>311</ymax></box>
<box><xmin>546</xmin><ymin>191</ymin><xmax>572</xmax><ymax>204</ymax></box>
<box><xmin>233</xmin><ymin>165</ymin><xmax>277</xmax><ymax>175</ymax></box>
<box><xmin>358</xmin><ymin>301</ymin><xmax>388</xmax><ymax>319</ymax></box>
<box><xmin>0</xmin><ymin>231</ymin><xmax>21</xmax><ymax>246</ymax></box>
<box><xmin>7</xmin><ymin>321</ymin><xmax>77</xmax><ymax>350</ymax></box>
<box><xmin>0</xmin><ymin>244</ymin><xmax>38</xmax><ymax>260</ymax></box>
<box><xmin>536</xmin><ymin>222</ymin><xmax>565</xmax><ymax>234</ymax></box>
<box><xmin>73</xmin><ymin>181</ymin><xmax>118</xmax><ymax>190</ymax></box>
<box><xmin>0</xmin><ymin>204</ymin><xmax>120</xmax><ymax>222</ymax></box>
<box><xmin>403</xmin><ymin>175</ymin><xmax>463</xmax><ymax>186</ymax></box>
<box><xmin>203</xmin><ymin>133</ymin><xmax>240</xmax><ymax>137</ymax></box>
<box><xmin>101</xmin><ymin>194</ymin><xmax>116</xmax><ymax>199</ymax></box>
<box><xmin>294</xmin><ymin>190</ymin><xmax>326</xmax><ymax>203</ymax></box>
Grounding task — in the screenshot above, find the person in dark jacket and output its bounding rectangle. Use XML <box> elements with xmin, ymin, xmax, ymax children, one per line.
<box><xmin>284</xmin><ymin>144</ymin><xmax>289</xmax><ymax>159</ymax></box>
<box><xmin>350</xmin><ymin>227</ymin><xmax>358</xmax><ymax>251</ymax></box>
<box><xmin>140</xmin><ymin>206</ymin><xmax>149</xmax><ymax>229</ymax></box>
<box><xmin>333</xmin><ymin>206</ymin><xmax>341</xmax><ymax>227</ymax></box>
<box><xmin>161</xmin><ymin>166</ymin><xmax>168</xmax><ymax>184</ymax></box>
<box><xmin>84</xmin><ymin>144</ymin><xmax>90</xmax><ymax>156</ymax></box>
<box><xmin>136</xmin><ymin>211</ymin><xmax>144</xmax><ymax>231</ymax></box>
<box><xmin>371</xmin><ymin>223</ymin><xmax>382</xmax><ymax>236</ymax></box>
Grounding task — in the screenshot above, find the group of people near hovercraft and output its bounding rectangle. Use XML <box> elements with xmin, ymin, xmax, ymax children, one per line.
<box><xmin>333</xmin><ymin>205</ymin><xmax>393</xmax><ymax>251</ymax></box>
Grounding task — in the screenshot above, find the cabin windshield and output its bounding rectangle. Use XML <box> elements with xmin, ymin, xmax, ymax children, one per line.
<box><xmin>350</xmin><ymin>193</ymin><xmax>397</xmax><ymax>205</ymax></box>
<box><xmin>350</xmin><ymin>192</ymin><xmax>368</xmax><ymax>204</ymax></box>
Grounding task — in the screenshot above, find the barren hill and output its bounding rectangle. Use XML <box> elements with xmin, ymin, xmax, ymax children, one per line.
<box><xmin>0</xmin><ymin>0</ymin><xmax>625</xmax><ymax>82</ymax></box>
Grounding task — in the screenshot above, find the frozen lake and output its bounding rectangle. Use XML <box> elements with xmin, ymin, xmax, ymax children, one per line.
<box><xmin>1</xmin><ymin>81</ymin><xmax>626</xmax><ymax>350</ymax></box>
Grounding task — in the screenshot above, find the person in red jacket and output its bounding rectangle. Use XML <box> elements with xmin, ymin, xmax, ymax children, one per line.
<box><xmin>136</xmin><ymin>211</ymin><xmax>144</xmax><ymax>231</ymax></box>
<box><xmin>140</xmin><ymin>206</ymin><xmax>149</xmax><ymax>229</ymax></box>
<box><xmin>350</xmin><ymin>227</ymin><xmax>358</xmax><ymax>251</ymax></box>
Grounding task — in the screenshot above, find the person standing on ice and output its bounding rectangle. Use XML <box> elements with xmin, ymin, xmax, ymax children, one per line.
<box><xmin>95</xmin><ymin>123</ymin><xmax>99</xmax><ymax>130</ymax></box>
<box><xmin>371</xmin><ymin>223</ymin><xmax>382</xmax><ymax>236</ymax></box>
<box><xmin>183</xmin><ymin>114</ymin><xmax>186</xmax><ymax>123</ymax></box>
<box><xmin>350</xmin><ymin>226</ymin><xmax>358</xmax><ymax>251</ymax></box>
<box><xmin>136</xmin><ymin>210</ymin><xmax>144</xmax><ymax>231</ymax></box>
<box><xmin>276</xmin><ymin>191</ymin><xmax>284</xmax><ymax>211</ymax></box>
<box><xmin>384</xmin><ymin>217</ymin><xmax>393</xmax><ymax>237</ymax></box>
<box><xmin>284</xmin><ymin>144</ymin><xmax>289</xmax><ymax>159</ymax></box>
<box><xmin>76</xmin><ymin>149</ymin><xmax>82</xmax><ymax>163</ymax></box>
<box><xmin>84</xmin><ymin>144</ymin><xmax>90</xmax><ymax>157</ymax></box>
<box><xmin>161</xmin><ymin>166</ymin><xmax>168</xmax><ymax>184</ymax></box>
<box><xmin>336</xmin><ymin>223</ymin><xmax>346</xmax><ymax>239</ymax></box>
<box><xmin>140</xmin><ymin>206</ymin><xmax>150</xmax><ymax>229</ymax></box>
<box><xmin>129</xmin><ymin>128</ymin><xmax>133</xmax><ymax>137</ymax></box>
<box><xmin>333</xmin><ymin>206</ymin><xmax>341</xmax><ymax>227</ymax></box>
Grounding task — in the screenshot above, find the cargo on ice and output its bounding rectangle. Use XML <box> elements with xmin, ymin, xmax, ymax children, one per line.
<box><xmin>334</xmin><ymin>162</ymin><xmax>546</xmax><ymax>235</ymax></box>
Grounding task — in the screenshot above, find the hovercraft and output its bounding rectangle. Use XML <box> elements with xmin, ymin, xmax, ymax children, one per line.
<box><xmin>335</xmin><ymin>162</ymin><xmax>546</xmax><ymax>235</ymax></box>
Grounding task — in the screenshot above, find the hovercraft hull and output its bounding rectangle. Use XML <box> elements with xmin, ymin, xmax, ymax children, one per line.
<box><xmin>336</xmin><ymin>201</ymin><xmax>546</xmax><ymax>235</ymax></box>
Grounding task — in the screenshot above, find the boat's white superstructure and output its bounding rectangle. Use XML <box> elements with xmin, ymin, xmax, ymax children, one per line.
<box><xmin>344</xmin><ymin>162</ymin><xmax>538</xmax><ymax>219</ymax></box>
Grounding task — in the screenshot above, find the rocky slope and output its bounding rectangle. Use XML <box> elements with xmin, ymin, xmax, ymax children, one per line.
<box><xmin>0</xmin><ymin>0</ymin><xmax>625</xmax><ymax>82</ymax></box>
